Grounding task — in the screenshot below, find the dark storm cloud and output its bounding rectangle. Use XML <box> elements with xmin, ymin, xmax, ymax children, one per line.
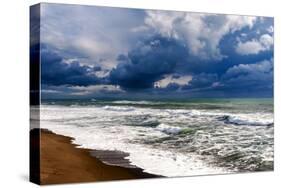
<box><xmin>37</xmin><ymin>4</ymin><xmax>273</xmax><ymax>98</ymax></box>
<box><xmin>183</xmin><ymin>73</ymin><xmax>218</xmax><ymax>90</ymax></box>
<box><xmin>30</xmin><ymin>5</ymin><xmax>41</xmax><ymax>46</ymax></box>
<box><xmin>108</xmin><ymin>16</ymin><xmax>273</xmax><ymax>97</ymax></box>
<box><xmin>109</xmin><ymin>36</ymin><xmax>188</xmax><ymax>89</ymax></box>
<box><xmin>40</xmin><ymin>45</ymin><xmax>102</xmax><ymax>86</ymax></box>
<box><xmin>220</xmin><ymin>59</ymin><xmax>273</xmax><ymax>92</ymax></box>
<box><xmin>108</xmin><ymin>32</ymin><xmax>273</xmax><ymax>98</ymax></box>
<box><xmin>177</xmin><ymin>59</ymin><xmax>273</xmax><ymax>97</ymax></box>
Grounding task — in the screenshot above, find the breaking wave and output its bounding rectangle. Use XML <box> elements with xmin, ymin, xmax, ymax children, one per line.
<box><xmin>217</xmin><ymin>115</ymin><xmax>273</xmax><ymax>126</ymax></box>
<box><xmin>103</xmin><ymin>105</ymin><xmax>135</xmax><ymax>112</ymax></box>
<box><xmin>40</xmin><ymin>98</ymin><xmax>274</xmax><ymax>176</ymax></box>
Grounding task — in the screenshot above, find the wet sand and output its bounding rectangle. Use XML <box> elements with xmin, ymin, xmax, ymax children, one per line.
<box><xmin>32</xmin><ymin>129</ymin><xmax>159</xmax><ymax>185</ymax></box>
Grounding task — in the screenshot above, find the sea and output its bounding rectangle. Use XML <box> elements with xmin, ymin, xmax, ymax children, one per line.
<box><xmin>39</xmin><ymin>98</ymin><xmax>274</xmax><ymax>177</ymax></box>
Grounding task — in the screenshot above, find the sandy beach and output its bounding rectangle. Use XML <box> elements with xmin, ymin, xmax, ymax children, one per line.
<box><xmin>31</xmin><ymin>129</ymin><xmax>159</xmax><ymax>185</ymax></box>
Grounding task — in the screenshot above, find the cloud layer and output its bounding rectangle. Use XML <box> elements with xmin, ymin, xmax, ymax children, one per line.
<box><xmin>109</xmin><ymin>36</ymin><xmax>188</xmax><ymax>89</ymax></box>
<box><xmin>236</xmin><ymin>34</ymin><xmax>273</xmax><ymax>55</ymax></box>
<box><xmin>41</xmin><ymin>45</ymin><xmax>102</xmax><ymax>86</ymax></box>
<box><xmin>36</xmin><ymin>4</ymin><xmax>274</xmax><ymax>98</ymax></box>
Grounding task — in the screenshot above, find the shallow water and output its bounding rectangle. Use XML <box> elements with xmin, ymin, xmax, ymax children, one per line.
<box><xmin>40</xmin><ymin>98</ymin><xmax>274</xmax><ymax>176</ymax></box>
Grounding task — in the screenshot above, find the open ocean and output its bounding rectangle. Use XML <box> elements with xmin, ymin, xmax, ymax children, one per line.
<box><xmin>40</xmin><ymin>98</ymin><xmax>274</xmax><ymax>177</ymax></box>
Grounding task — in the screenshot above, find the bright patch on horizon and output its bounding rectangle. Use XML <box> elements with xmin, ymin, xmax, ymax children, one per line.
<box><xmin>155</xmin><ymin>75</ymin><xmax>192</xmax><ymax>88</ymax></box>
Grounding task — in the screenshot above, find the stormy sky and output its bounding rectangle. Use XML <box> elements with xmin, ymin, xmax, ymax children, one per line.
<box><xmin>33</xmin><ymin>3</ymin><xmax>274</xmax><ymax>99</ymax></box>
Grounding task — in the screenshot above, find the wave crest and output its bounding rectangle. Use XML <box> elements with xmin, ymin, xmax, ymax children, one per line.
<box><xmin>103</xmin><ymin>105</ymin><xmax>135</xmax><ymax>112</ymax></box>
<box><xmin>217</xmin><ymin>115</ymin><xmax>273</xmax><ymax>126</ymax></box>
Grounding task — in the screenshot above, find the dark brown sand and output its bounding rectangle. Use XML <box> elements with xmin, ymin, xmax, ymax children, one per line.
<box><xmin>35</xmin><ymin>129</ymin><xmax>159</xmax><ymax>185</ymax></box>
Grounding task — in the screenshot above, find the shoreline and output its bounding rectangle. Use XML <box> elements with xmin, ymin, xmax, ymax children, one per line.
<box><xmin>30</xmin><ymin>128</ymin><xmax>160</xmax><ymax>185</ymax></box>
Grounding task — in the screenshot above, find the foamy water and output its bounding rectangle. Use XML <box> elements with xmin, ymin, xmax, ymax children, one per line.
<box><xmin>39</xmin><ymin>99</ymin><xmax>274</xmax><ymax>176</ymax></box>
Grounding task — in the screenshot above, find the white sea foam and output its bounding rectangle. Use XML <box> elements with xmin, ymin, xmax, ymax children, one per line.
<box><xmin>103</xmin><ymin>105</ymin><xmax>135</xmax><ymax>112</ymax></box>
<box><xmin>156</xmin><ymin>123</ymin><xmax>183</xmax><ymax>134</ymax></box>
<box><xmin>223</xmin><ymin>114</ymin><xmax>273</xmax><ymax>126</ymax></box>
<box><xmin>111</xmin><ymin>100</ymin><xmax>154</xmax><ymax>105</ymax></box>
<box><xmin>40</xmin><ymin>105</ymin><xmax>229</xmax><ymax>176</ymax></box>
<box><xmin>40</xmin><ymin>102</ymin><xmax>273</xmax><ymax>175</ymax></box>
<box><xmin>165</xmin><ymin>108</ymin><xmax>273</xmax><ymax>126</ymax></box>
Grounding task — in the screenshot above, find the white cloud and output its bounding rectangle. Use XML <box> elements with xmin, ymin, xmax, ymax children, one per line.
<box><xmin>70</xmin><ymin>85</ymin><xmax>124</xmax><ymax>96</ymax></box>
<box><xmin>130</xmin><ymin>25</ymin><xmax>149</xmax><ymax>33</ymax></box>
<box><xmin>267</xmin><ymin>26</ymin><xmax>274</xmax><ymax>33</ymax></box>
<box><xmin>260</xmin><ymin>34</ymin><xmax>274</xmax><ymax>48</ymax></box>
<box><xmin>40</xmin><ymin>3</ymin><xmax>145</xmax><ymax>69</ymax></box>
<box><xmin>235</xmin><ymin>34</ymin><xmax>273</xmax><ymax>55</ymax></box>
<box><xmin>144</xmin><ymin>11</ymin><xmax>257</xmax><ymax>61</ymax></box>
<box><xmin>235</xmin><ymin>40</ymin><xmax>264</xmax><ymax>55</ymax></box>
<box><xmin>72</xmin><ymin>37</ymin><xmax>111</xmax><ymax>59</ymax></box>
<box><xmin>223</xmin><ymin>59</ymin><xmax>273</xmax><ymax>80</ymax></box>
<box><xmin>155</xmin><ymin>75</ymin><xmax>192</xmax><ymax>88</ymax></box>
<box><xmin>94</xmin><ymin>70</ymin><xmax>110</xmax><ymax>78</ymax></box>
<box><xmin>41</xmin><ymin>89</ymin><xmax>62</xmax><ymax>94</ymax></box>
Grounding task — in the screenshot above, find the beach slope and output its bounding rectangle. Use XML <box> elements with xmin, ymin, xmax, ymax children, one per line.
<box><xmin>38</xmin><ymin>129</ymin><xmax>158</xmax><ymax>185</ymax></box>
